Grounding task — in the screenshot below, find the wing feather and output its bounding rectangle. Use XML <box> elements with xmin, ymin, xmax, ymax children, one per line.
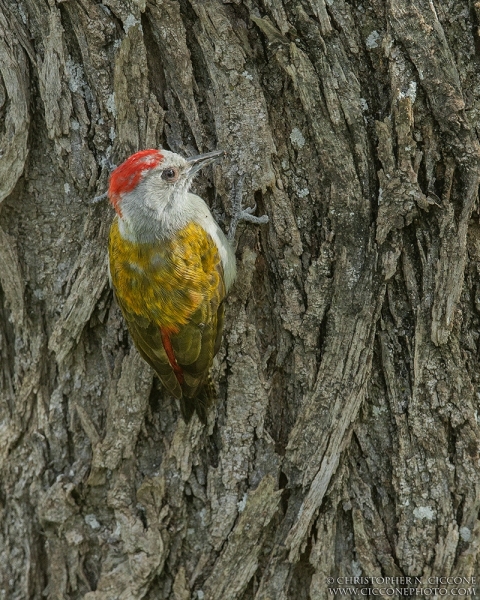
<box><xmin>109</xmin><ymin>218</ymin><xmax>229</xmax><ymax>417</ymax></box>
<box><xmin>116</xmin><ymin>297</ymin><xmax>183</xmax><ymax>399</ymax></box>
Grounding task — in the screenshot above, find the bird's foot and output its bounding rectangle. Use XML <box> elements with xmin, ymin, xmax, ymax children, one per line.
<box><xmin>90</xmin><ymin>191</ymin><xmax>108</xmax><ymax>204</ymax></box>
<box><xmin>90</xmin><ymin>159</ymin><xmax>117</xmax><ymax>204</ymax></box>
<box><xmin>227</xmin><ymin>176</ymin><xmax>269</xmax><ymax>242</ymax></box>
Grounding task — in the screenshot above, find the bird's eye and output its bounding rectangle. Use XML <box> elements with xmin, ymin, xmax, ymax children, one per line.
<box><xmin>161</xmin><ymin>167</ymin><xmax>179</xmax><ymax>182</ymax></box>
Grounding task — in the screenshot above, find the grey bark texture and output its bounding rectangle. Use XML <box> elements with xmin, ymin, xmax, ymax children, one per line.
<box><xmin>1</xmin><ymin>0</ymin><xmax>479</xmax><ymax>598</ymax></box>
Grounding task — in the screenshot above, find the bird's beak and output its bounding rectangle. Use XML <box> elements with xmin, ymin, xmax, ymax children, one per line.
<box><xmin>186</xmin><ymin>150</ymin><xmax>224</xmax><ymax>177</ymax></box>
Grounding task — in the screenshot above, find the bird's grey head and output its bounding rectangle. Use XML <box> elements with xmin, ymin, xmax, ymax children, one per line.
<box><xmin>108</xmin><ymin>148</ymin><xmax>223</xmax><ymax>241</ymax></box>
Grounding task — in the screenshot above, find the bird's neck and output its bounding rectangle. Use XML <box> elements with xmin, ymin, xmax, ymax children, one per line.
<box><xmin>117</xmin><ymin>189</ymin><xmax>190</xmax><ymax>244</ymax></box>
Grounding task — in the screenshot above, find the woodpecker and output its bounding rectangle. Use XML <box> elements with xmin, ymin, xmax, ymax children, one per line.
<box><xmin>107</xmin><ymin>148</ymin><xmax>265</xmax><ymax>422</ymax></box>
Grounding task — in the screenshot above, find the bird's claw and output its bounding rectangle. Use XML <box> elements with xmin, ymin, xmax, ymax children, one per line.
<box><xmin>90</xmin><ymin>191</ymin><xmax>108</xmax><ymax>204</ymax></box>
<box><xmin>239</xmin><ymin>210</ymin><xmax>269</xmax><ymax>225</ymax></box>
<box><xmin>228</xmin><ymin>177</ymin><xmax>269</xmax><ymax>242</ymax></box>
<box><xmin>89</xmin><ymin>160</ymin><xmax>117</xmax><ymax>204</ymax></box>
<box><xmin>242</xmin><ymin>203</ymin><xmax>257</xmax><ymax>215</ymax></box>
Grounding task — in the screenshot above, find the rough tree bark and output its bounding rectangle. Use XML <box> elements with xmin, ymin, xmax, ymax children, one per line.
<box><xmin>1</xmin><ymin>0</ymin><xmax>479</xmax><ymax>598</ymax></box>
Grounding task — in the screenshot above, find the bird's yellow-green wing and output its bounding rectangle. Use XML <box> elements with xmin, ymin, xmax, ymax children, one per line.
<box><xmin>158</xmin><ymin>250</ymin><xmax>226</xmax><ymax>420</ymax></box>
<box><xmin>109</xmin><ymin>218</ymin><xmax>228</xmax><ymax>420</ymax></box>
<box><xmin>116</xmin><ymin>301</ymin><xmax>183</xmax><ymax>399</ymax></box>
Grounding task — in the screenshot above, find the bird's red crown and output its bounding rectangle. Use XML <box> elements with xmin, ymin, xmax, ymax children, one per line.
<box><xmin>108</xmin><ymin>149</ymin><xmax>164</xmax><ymax>214</ymax></box>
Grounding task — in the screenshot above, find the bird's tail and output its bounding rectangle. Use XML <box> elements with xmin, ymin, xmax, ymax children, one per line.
<box><xmin>180</xmin><ymin>374</ymin><xmax>216</xmax><ymax>424</ymax></box>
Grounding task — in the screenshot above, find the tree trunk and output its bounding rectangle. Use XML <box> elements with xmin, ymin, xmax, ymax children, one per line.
<box><xmin>1</xmin><ymin>0</ymin><xmax>479</xmax><ymax>598</ymax></box>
